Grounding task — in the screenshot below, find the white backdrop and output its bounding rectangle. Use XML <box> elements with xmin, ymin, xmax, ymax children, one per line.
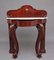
<box><xmin>0</xmin><ymin>0</ymin><xmax>54</xmax><ymax>42</ymax></box>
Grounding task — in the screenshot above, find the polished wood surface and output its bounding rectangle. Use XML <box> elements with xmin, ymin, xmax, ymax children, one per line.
<box><xmin>7</xmin><ymin>5</ymin><xmax>47</xmax><ymax>17</ymax></box>
<box><xmin>7</xmin><ymin>5</ymin><xmax>47</xmax><ymax>58</ymax></box>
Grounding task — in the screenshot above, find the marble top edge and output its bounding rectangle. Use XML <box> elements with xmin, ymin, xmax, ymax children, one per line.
<box><xmin>6</xmin><ymin>17</ymin><xmax>48</xmax><ymax>20</ymax></box>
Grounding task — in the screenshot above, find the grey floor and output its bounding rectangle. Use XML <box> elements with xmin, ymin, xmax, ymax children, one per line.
<box><xmin>0</xmin><ymin>27</ymin><xmax>54</xmax><ymax>60</ymax></box>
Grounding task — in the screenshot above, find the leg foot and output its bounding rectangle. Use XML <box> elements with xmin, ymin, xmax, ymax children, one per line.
<box><xmin>37</xmin><ymin>54</ymin><xmax>42</xmax><ymax>58</ymax></box>
<box><xmin>13</xmin><ymin>53</ymin><xmax>17</xmax><ymax>59</ymax></box>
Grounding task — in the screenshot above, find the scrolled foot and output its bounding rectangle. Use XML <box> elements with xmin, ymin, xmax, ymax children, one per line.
<box><xmin>37</xmin><ymin>54</ymin><xmax>42</xmax><ymax>58</ymax></box>
<box><xmin>13</xmin><ymin>53</ymin><xmax>17</xmax><ymax>59</ymax></box>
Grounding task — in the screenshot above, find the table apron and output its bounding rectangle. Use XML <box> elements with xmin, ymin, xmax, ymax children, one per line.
<box><xmin>7</xmin><ymin>20</ymin><xmax>47</xmax><ymax>26</ymax></box>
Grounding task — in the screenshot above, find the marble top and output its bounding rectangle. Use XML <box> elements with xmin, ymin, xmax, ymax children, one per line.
<box><xmin>7</xmin><ymin>17</ymin><xmax>48</xmax><ymax>20</ymax></box>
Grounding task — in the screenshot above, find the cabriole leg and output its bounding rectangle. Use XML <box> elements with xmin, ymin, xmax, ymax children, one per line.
<box><xmin>9</xmin><ymin>24</ymin><xmax>19</xmax><ymax>59</ymax></box>
<box><xmin>8</xmin><ymin>24</ymin><xmax>15</xmax><ymax>53</ymax></box>
<box><xmin>35</xmin><ymin>24</ymin><xmax>43</xmax><ymax>58</ymax></box>
<box><xmin>40</xmin><ymin>23</ymin><xmax>46</xmax><ymax>53</ymax></box>
<box><xmin>35</xmin><ymin>23</ymin><xmax>46</xmax><ymax>58</ymax></box>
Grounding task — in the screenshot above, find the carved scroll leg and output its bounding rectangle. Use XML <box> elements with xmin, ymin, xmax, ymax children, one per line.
<box><xmin>10</xmin><ymin>24</ymin><xmax>19</xmax><ymax>58</ymax></box>
<box><xmin>35</xmin><ymin>24</ymin><xmax>42</xmax><ymax>58</ymax></box>
<box><xmin>8</xmin><ymin>24</ymin><xmax>15</xmax><ymax>53</ymax></box>
<box><xmin>40</xmin><ymin>23</ymin><xmax>46</xmax><ymax>53</ymax></box>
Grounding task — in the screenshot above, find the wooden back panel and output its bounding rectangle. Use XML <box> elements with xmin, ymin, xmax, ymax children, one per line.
<box><xmin>7</xmin><ymin>5</ymin><xmax>47</xmax><ymax>17</ymax></box>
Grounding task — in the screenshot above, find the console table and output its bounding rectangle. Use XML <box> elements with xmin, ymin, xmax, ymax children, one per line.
<box><xmin>6</xmin><ymin>5</ymin><xmax>47</xmax><ymax>58</ymax></box>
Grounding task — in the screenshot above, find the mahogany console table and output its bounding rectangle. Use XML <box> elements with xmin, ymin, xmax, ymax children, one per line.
<box><xmin>6</xmin><ymin>5</ymin><xmax>47</xmax><ymax>58</ymax></box>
